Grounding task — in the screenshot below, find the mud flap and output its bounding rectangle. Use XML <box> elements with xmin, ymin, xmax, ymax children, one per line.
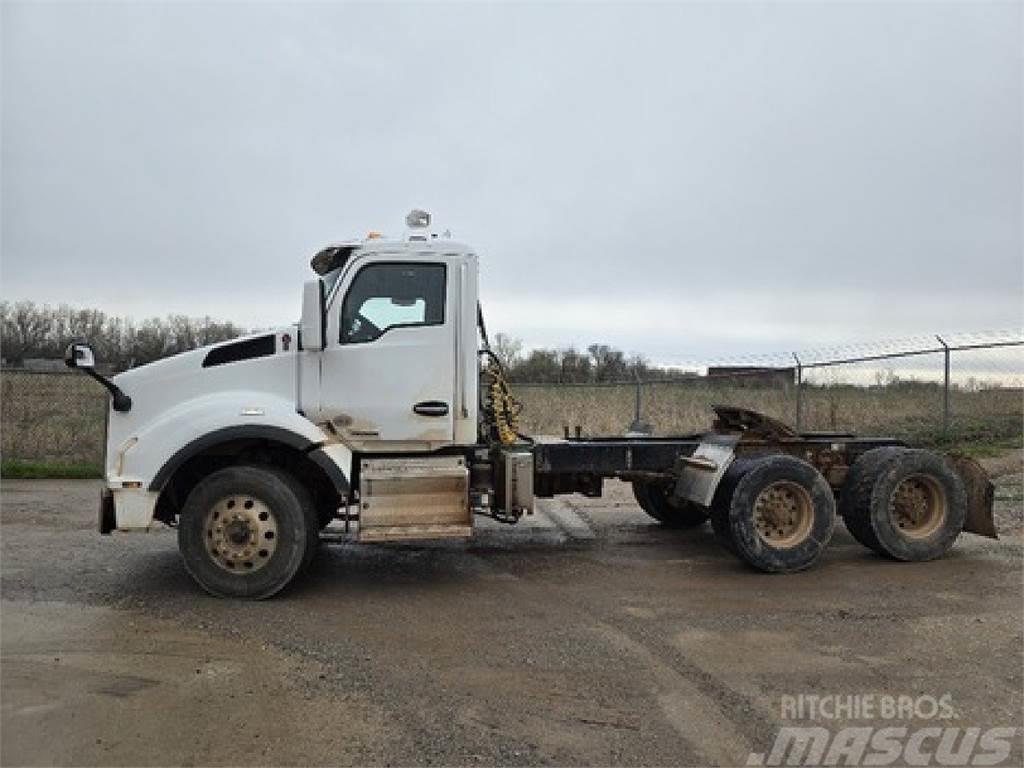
<box><xmin>98</xmin><ymin>488</ymin><xmax>115</xmax><ymax>535</ymax></box>
<box><xmin>945</xmin><ymin>455</ymin><xmax>998</xmax><ymax>539</ymax></box>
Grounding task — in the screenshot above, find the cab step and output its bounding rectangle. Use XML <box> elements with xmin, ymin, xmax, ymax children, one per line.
<box><xmin>357</xmin><ymin>456</ymin><xmax>472</xmax><ymax>543</ymax></box>
<box><xmin>358</xmin><ymin>524</ymin><xmax>473</xmax><ymax>543</ymax></box>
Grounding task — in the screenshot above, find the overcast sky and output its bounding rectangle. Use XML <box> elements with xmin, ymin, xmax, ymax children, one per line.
<box><xmin>2</xmin><ymin>1</ymin><xmax>1021</xmax><ymax>365</ymax></box>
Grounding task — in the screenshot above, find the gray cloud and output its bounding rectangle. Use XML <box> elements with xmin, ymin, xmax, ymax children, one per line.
<box><xmin>2</xmin><ymin>2</ymin><xmax>1020</xmax><ymax>361</ymax></box>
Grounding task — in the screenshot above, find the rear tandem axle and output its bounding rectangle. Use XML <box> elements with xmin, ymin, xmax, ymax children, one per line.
<box><xmin>511</xmin><ymin>406</ymin><xmax>996</xmax><ymax>574</ymax></box>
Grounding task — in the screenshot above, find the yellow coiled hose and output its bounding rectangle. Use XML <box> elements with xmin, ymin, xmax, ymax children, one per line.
<box><xmin>481</xmin><ymin>359</ymin><xmax>524</xmax><ymax>445</ymax></box>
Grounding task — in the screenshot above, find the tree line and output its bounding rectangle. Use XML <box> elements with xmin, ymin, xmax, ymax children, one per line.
<box><xmin>491</xmin><ymin>334</ymin><xmax>695</xmax><ymax>384</ymax></box>
<box><xmin>1</xmin><ymin>301</ymin><xmax>246</xmax><ymax>370</ymax></box>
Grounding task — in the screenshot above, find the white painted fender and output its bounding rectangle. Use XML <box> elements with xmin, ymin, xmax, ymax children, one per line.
<box><xmin>107</xmin><ymin>391</ymin><xmax>350</xmax><ymax>530</ymax></box>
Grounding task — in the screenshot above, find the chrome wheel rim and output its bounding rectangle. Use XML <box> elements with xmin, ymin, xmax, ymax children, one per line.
<box><xmin>752</xmin><ymin>481</ymin><xmax>814</xmax><ymax>547</ymax></box>
<box><xmin>204</xmin><ymin>495</ymin><xmax>278</xmax><ymax>573</ymax></box>
<box><xmin>889</xmin><ymin>474</ymin><xmax>946</xmax><ymax>539</ymax></box>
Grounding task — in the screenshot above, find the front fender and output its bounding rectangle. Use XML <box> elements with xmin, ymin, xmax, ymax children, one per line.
<box><xmin>109</xmin><ymin>391</ymin><xmax>334</xmax><ymax>490</ymax></box>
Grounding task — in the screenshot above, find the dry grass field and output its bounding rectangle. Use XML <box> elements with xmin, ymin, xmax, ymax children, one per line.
<box><xmin>515</xmin><ymin>380</ymin><xmax>1022</xmax><ymax>447</ymax></box>
<box><xmin>2</xmin><ymin>371</ymin><xmax>107</xmax><ymax>470</ymax></box>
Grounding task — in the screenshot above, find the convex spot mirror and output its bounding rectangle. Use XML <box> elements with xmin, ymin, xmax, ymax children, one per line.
<box><xmin>64</xmin><ymin>342</ymin><xmax>96</xmax><ymax>370</ymax></box>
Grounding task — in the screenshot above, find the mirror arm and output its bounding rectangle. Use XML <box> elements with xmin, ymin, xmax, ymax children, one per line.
<box><xmin>84</xmin><ymin>369</ymin><xmax>132</xmax><ymax>412</ymax></box>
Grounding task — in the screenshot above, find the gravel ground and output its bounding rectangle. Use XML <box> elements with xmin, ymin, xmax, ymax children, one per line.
<box><xmin>1</xmin><ymin>463</ymin><xmax>1022</xmax><ymax>767</ymax></box>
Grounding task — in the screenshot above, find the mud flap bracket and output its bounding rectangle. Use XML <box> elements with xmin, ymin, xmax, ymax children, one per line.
<box><xmin>672</xmin><ymin>434</ymin><xmax>740</xmax><ymax>508</ymax></box>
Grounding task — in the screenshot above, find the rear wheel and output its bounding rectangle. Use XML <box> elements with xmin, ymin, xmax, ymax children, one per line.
<box><xmin>709</xmin><ymin>458</ymin><xmax>757</xmax><ymax>554</ymax></box>
<box><xmin>178</xmin><ymin>465</ymin><xmax>315</xmax><ymax>599</ymax></box>
<box><xmin>632</xmin><ymin>482</ymin><xmax>710</xmax><ymax>529</ymax></box>
<box><xmin>713</xmin><ymin>455</ymin><xmax>836</xmax><ymax>573</ymax></box>
<box><xmin>840</xmin><ymin>448</ymin><xmax>966</xmax><ymax>561</ymax></box>
<box><xmin>839</xmin><ymin>447</ymin><xmax>905</xmax><ymax>554</ymax></box>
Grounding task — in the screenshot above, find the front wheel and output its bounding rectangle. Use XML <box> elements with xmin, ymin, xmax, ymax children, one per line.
<box><xmin>632</xmin><ymin>482</ymin><xmax>710</xmax><ymax>529</ymax></box>
<box><xmin>178</xmin><ymin>466</ymin><xmax>315</xmax><ymax>599</ymax></box>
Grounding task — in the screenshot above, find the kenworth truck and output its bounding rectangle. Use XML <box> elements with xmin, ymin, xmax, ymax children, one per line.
<box><xmin>65</xmin><ymin>211</ymin><xmax>998</xmax><ymax>599</ymax></box>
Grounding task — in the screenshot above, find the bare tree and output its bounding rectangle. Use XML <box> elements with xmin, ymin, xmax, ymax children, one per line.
<box><xmin>559</xmin><ymin>348</ymin><xmax>593</xmax><ymax>382</ymax></box>
<box><xmin>491</xmin><ymin>332</ymin><xmax>523</xmax><ymax>369</ymax></box>
<box><xmin>0</xmin><ymin>301</ymin><xmax>53</xmax><ymax>365</ymax></box>
<box><xmin>587</xmin><ymin>343</ymin><xmax>630</xmax><ymax>382</ymax></box>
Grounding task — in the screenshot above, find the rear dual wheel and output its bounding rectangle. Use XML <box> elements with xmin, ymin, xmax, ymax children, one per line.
<box><xmin>839</xmin><ymin>448</ymin><xmax>966</xmax><ymax>561</ymax></box>
<box><xmin>710</xmin><ymin>455</ymin><xmax>836</xmax><ymax>573</ymax></box>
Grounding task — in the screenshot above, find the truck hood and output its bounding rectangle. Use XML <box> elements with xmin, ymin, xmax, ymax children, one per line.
<box><xmin>109</xmin><ymin>328</ymin><xmax>301</xmax><ymax>439</ymax></box>
<box><xmin>114</xmin><ymin>330</ymin><xmax>295</xmax><ymax>385</ymax></box>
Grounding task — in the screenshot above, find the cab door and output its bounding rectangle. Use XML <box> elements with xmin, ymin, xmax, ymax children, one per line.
<box><xmin>319</xmin><ymin>258</ymin><xmax>456</xmax><ymax>449</ymax></box>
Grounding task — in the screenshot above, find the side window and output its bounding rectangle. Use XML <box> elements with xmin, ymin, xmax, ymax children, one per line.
<box><xmin>340</xmin><ymin>262</ymin><xmax>446</xmax><ymax>344</ymax></box>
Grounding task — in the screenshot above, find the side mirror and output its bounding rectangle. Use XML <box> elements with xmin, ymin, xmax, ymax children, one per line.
<box><xmin>63</xmin><ymin>342</ymin><xmax>132</xmax><ymax>412</ymax></box>
<box><xmin>65</xmin><ymin>342</ymin><xmax>96</xmax><ymax>370</ymax></box>
<box><xmin>300</xmin><ymin>279</ymin><xmax>326</xmax><ymax>351</ymax></box>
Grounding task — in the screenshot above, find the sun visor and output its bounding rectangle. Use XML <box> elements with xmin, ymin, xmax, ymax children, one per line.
<box><xmin>310</xmin><ymin>242</ymin><xmax>360</xmax><ymax>275</ymax></box>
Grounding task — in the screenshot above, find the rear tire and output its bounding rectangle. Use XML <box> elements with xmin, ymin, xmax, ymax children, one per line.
<box><xmin>632</xmin><ymin>482</ymin><xmax>710</xmax><ymax>529</ymax></box>
<box><xmin>178</xmin><ymin>465</ymin><xmax>314</xmax><ymax>599</ymax></box>
<box><xmin>714</xmin><ymin>455</ymin><xmax>836</xmax><ymax>573</ymax></box>
<box><xmin>840</xmin><ymin>448</ymin><xmax>966</xmax><ymax>561</ymax></box>
<box><xmin>839</xmin><ymin>447</ymin><xmax>905</xmax><ymax>554</ymax></box>
<box><xmin>709</xmin><ymin>458</ymin><xmax>759</xmax><ymax>555</ymax></box>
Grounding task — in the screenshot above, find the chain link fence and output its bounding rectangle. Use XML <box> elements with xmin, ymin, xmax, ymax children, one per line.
<box><xmin>514</xmin><ymin>333</ymin><xmax>1024</xmax><ymax>444</ymax></box>
<box><xmin>1</xmin><ymin>332</ymin><xmax>1021</xmax><ymax>472</ymax></box>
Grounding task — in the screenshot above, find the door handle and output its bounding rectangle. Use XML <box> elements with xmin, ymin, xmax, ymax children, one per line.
<box><xmin>413</xmin><ymin>401</ymin><xmax>449</xmax><ymax>417</ymax></box>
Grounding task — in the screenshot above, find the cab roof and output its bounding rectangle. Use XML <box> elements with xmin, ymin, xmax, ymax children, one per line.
<box><xmin>311</xmin><ymin>235</ymin><xmax>474</xmax><ymax>275</ymax></box>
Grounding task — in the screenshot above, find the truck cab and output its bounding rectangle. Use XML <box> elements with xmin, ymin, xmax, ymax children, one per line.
<box><xmin>297</xmin><ymin>235</ymin><xmax>479</xmax><ymax>451</ymax></box>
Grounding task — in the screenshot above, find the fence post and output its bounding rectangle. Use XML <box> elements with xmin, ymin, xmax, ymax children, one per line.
<box><xmin>634</xmin><ymin>372</ymin><xmax>642</xmax><ymax>426</ymax></box>
<box><xmin>628</xmin><ymin>370</ymin><xmax>647</xmax><ymax>433</ymax></box>
<box><xmin>936</xmin><ymin>335</ymin><xmax>950</xmax><ymax>433</ymax></box>
<box><xmin>792</xmin><ymin>353</ymin><xmax>803</xmax><ymax>432</ymax></box>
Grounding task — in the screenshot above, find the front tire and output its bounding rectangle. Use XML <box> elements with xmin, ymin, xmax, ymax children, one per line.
<box><xmin>178</xmin><ymin>466</ymin><xmax>314</xmax><ymax>599</ymax></box>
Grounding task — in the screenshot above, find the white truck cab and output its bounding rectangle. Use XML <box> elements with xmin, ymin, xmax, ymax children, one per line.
<box><xmin>66</xmin><ymin>210</ymin><xmax>995</xmax><ymax>598</ymax></box>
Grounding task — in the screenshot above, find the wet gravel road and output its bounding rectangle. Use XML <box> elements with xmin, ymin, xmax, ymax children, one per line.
<box><xmin>2</xmin><ymin>475</ymin><xmax>1021</xmax><ymax>766</ymax></box>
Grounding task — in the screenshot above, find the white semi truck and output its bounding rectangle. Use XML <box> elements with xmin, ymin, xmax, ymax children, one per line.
<box><xmin>66</xmin><ymin>211</ymin><xmax>997</xmax><ymax>599</ymax></box>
